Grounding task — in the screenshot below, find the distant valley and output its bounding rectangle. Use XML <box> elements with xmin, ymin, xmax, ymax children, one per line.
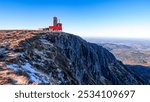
<box><xmin>86</xmin><ymin>38</ymin><xmax>150</xmax><ymax>66</ymax></box>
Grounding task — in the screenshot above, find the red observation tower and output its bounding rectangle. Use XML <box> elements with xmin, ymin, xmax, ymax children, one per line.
<box><xmin>49</xmin><ymin>17</ymin><xmax>62</xmax><ymax>31</ymax></box>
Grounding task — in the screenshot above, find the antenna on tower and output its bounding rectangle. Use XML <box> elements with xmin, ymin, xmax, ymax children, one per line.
<box><xmin>58</xmin><ymin>19</ymin><xmax>60</xmax><ymax>23</ymax></box>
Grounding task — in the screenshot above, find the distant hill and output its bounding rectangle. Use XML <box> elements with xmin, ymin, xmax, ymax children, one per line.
<box><xmin>99</xmin><ymin>43</ymin><xmax>132</xmax><ymax>51</ymax></box>
<box><xmin>90</xmin><ymin>39</ymin><xmax>150</xmax><ymax>66</ymax></box>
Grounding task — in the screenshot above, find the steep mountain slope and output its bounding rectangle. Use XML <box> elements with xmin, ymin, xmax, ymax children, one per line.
<box><xmin>127</xmin><ymin>65</ymin><xmax>150</xmax><ymax>84</ymax></box>
<box><xmin>0</xmin><ymin>31</ymin><xmax>146</xmax><ymax>84</ymax></box>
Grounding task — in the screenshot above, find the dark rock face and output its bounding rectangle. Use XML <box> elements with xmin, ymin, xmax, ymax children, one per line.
<box><xmin>127</xmin><ymin>65</ymin><xmax>150</xmax><ymax>84</ymax></box>
<box><xmin>1</xmin><ymin>31</ymin><xmax>146</xmax><ymax>84</ymax></box>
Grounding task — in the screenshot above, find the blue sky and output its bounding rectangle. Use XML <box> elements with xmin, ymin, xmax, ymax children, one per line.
<box><xmin>0</xmin><ymin>0</ymin><xmax>150</xmax><ymax>38</ymax></box>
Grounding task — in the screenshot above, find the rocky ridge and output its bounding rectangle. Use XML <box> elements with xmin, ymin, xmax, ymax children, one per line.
<box><xmin>0</xmin><ymin>31</ymin><xmax>146</xmax><ymax>84</ymax></box>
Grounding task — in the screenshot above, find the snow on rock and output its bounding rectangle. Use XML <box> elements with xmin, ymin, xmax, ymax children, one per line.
<box><xmin>7</xmin><ymin>63</ymin><xmax>50</xmax><ymax>84</ymax></box>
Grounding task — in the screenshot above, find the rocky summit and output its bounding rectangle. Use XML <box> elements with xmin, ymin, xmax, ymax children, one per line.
<box><xmin>0</xmin><ymin>30</ymin><xmax>146</xmax><ymax>85</ymax></box>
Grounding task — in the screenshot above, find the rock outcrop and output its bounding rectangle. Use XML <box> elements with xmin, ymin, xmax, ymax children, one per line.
<box><xmin>0</xmin><ymin>31</ymin><xmax>146</xmax><ymax>84</ymax></box>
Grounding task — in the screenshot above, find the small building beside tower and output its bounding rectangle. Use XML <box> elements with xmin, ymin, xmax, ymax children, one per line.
<box><xmin>49</xmin><ymin>16</ymin><xmax>62</xmax><ymax>31</ymax></box>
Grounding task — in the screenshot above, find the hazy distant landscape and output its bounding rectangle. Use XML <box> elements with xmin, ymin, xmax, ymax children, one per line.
<box><xmin>85</xmin><ymin>38</ymin><xmax>150</xmax><ymax>66</ymax></box>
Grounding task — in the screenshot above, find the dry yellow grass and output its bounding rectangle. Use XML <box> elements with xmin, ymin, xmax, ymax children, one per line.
<box><xmin>0</xmin><ymin>30</ymin><xmax>47</xmax><ymax>85</ymax></box>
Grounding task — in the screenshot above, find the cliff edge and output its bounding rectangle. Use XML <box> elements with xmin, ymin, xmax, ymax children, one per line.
<box><xmin>0</xmin><ymin>31</ymin><xmax>145</xmax><ymax>84</ymax></box>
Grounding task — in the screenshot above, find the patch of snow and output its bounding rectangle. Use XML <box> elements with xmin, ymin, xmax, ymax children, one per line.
<box><xmin>7</xmin><ymin>64</ymin><xmax>20</xmax><ymax>71</ymax></box>
<box><xmin>100</xmin><ymin>76</ymin><xmax>107</xmax><ymax>84</ymax></box>
<box><xmin>40</xmin><ymin>39</ymin><xmax>53</xmax><ymax>46</ymax></box>
<box><xmin>34</xmin><ymin>49</ymin><xmax>44</xmax><ymax>55</ymax></box>
<box><xmin>57</xmin><ymin>80</ymin><xmax>62</xmax><ymax>84</ymax></box>
<box><xmin>7</xmin><ymin>63</ymin><xmax>50</xmax><ymax>84</ymax></box>
<box><xmin>29</xmin><ymin>74</ymin><xmax>42</xmax><ymax>83</ymax></box>
<box><xmin>22</xmin><ymin>63</ymin><xmax>36</xmax><ymax>73</ymax></box>
<box><xmin>56</xmin><ymin>68</ymin><xmax>62</xmax><ymax>73</ymax></box>
<box><xmin>8</xmin><ymin>52</ymin><xmax>18</xmax><ymax>57</ymax></box>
